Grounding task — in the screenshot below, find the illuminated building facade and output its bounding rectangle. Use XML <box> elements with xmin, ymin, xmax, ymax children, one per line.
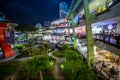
<box><xmin>59</xmin><ymin>2</ymin><xmax>69</xmax><ymax>19</ymax></box>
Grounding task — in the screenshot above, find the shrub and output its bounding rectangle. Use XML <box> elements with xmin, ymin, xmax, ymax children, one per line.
<box><xmin>60</xmin><ymin>50</ymin><xmax>98</xmax><ymax>80</ymax></box>
<box><xmin>65</xmin><ymin>50</ymin><xmax>80</xmax><ymax>60</ymax></box>
<box><xmin>14</xmin><ymin>44</ymin><xmax>24</xmax><ymax>52</ymax></box>
<box><xmin>53</xmin><ymin>51</ymin><xmax>65</xmax><ymax>57</ymax></box>
<box><xmin>22</xmin><ymin>56</ymin><xmax>55</xmax><ymax>79</ymax></box>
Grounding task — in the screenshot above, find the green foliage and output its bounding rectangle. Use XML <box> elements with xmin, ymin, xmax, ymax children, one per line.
<box><xmin>31</xmin><ymin>47</ymin><xmax>41</xmax><ymax>56</ymax></box>
<box><xmin>15</xmin><ymin>47</ymin><xmax>31</xmax><ymax>58</ymax></box>
<box><xmin>15</xmin><ymin>24</ymin><xmax>38</xmax><ymax>32</ymax></box>
<box><xmin>42</xmin><ymin>43</ymin><xmax>50</xmax><ymax>54</ymax></box>
<box><xmin>53</xmin><ymin>51</ymin><xmax>65</xmax><ymax>57</ymax></box>
<box><xmin>14</xmin><ymin>44</ymin><xmax>29</xmax><ymax>57</ymax></box>
<box><xmin>15</xmin><ymin>24</ymin><xmax>38</xmax><ymax>40</ymax></box>
<box><xmin>14</xmin><ymin>44</ymin><xmax>24</xmax><ymax>51</ymax></box>
<box><xmin>61</xmin><ymin>60</ymin><xmax>97</xmax><ymax>80</ymax></box>
<box><xmin>38</xmin><ymin>45</ymin><xmax>49</xmax><ymax>55</ymax></box>
<box><xmin>23</xmin><ymin>56</ymin><xmax>55</xmax><ymax>77</ymax></box>
<box><xmin>44</xmin><ymin>43</ymin><xmax>50</xmax><ymax>49</ymax></box>
<box><xmin>65</xmin><ymin>50</ymin><xmax>80</xmax><ymax>61</ymax></box>
<box><xmin>62</xmin><ymin>44</ymin><xmax>71</xmax><ymax>52</ymax></box>
<box><xmin>60</xmin><ymin>50</ymin><xmax>98</xmax><ymax>80</ymax></box>
<box><xmin>16</xmin><ymin>43</ymin><xmax>51</xmax><ymax>58</ymax></box>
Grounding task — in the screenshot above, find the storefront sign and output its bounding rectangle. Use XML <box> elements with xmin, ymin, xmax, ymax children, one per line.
<box><xmin>108</xmin><ymin>25</ymin><xmax>113</xmax><ymax>30</ymax></box>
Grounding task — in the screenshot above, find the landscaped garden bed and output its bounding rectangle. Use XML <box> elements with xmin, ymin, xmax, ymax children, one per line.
<box><xmin>0</xmin><ymin>43</ymin><xmax>99</xmax><ymax>80</ymax></box>
<box><xmin>52</xmin><ymin>51</ymin><xmax>65</xmax><ymax>57</ymax></box>
<box><xmin>59</xmin><ymin>44</ymin><xmax>98</xmax><ymax>80</ymax></box>
<box><xmin>16</xmin><ymin>55</ymin><xmax>56</xmax><ymax>80</ymax></box>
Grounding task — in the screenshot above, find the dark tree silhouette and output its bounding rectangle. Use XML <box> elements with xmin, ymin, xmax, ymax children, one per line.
<box><xmin>15</xmin><ymin>24</ymin><xmax>38</xmax><ymax>40</ymax></box>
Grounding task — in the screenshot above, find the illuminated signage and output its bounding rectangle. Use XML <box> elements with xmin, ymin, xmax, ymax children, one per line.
<box><xmin>106</xmin><ymin>0</ymin><xmax>114</xmax><ymax>7</ymax></box>
<box><xmin>108</xmin><ymin>25</ymin><xmax>113</xmax><ymax>30</ymax></box>
<box><xmin>91</xmin><ymin>0</ymin><xmax>117</xmax><ymax>15</ymax></box>
<box><xmin>54</xmin><ymin>23</ymin><xmax>67</xmax><ymax>27</ymax></box>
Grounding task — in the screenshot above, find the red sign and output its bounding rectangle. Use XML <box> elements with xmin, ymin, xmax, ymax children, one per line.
<box><xmin>0</xmin><ymin>23</ymin><xmax>14</xmax><ymax>58</ymax></box>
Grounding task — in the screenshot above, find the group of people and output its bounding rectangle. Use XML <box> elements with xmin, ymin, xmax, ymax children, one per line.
<box><xmin>102</xmin><ymin>61</ymin><xmax>118</xmax><ymax>75</ymax></box>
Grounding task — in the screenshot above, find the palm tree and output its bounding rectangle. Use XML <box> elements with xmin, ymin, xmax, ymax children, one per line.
<box><xmin>68</xmin><ymin>0</ymin><xmax>95</xmax><ymax>68</ymax></box>
<box><xmin>66</xmin><ymin>0</ymin><xmax>82</xmax><ymax>49</ymax></box>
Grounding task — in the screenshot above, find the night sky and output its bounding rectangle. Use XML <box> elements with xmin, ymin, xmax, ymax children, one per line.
<box><xmin>0</xmin><ymin>0</ymin><xmax>72</xmax><ymax>25</ymax></box>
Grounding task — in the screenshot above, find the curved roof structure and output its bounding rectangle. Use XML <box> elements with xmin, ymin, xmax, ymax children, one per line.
<box><xmin>51</xmin><ymin>19</ymin><xmax>67</xmax><ymax>25</ymax></box>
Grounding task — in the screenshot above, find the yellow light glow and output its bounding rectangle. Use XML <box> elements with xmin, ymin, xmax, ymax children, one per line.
<box><xmin>49</xmin><ymin>61</ymin><xmax>54</xmax><ymax>66</ymax></box>
<box><xmin>60</xmin><ymin>64</ymin><xmax>64</xmax><ymax>69</ymax></box>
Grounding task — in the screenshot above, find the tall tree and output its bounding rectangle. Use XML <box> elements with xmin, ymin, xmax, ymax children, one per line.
<box><xmin>83</xmin><ymin>0</ymin><xmax>94</xmax><ymax>68</ymax></box>
<box><xmin>71</xmin><ymin>14</ymin><xmax>77</xmax><ymax>49</ymax></box>
<box><xmin>67</xmin><ymin>0</ymin><xmax>81</xmax><ymax>49</ymax></box>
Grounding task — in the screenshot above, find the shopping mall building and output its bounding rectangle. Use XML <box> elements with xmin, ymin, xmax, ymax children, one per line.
<box><xmin>67</xmin><ymin>0</ymin><xmax>120</xmax><ymax>79</ymax></box>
